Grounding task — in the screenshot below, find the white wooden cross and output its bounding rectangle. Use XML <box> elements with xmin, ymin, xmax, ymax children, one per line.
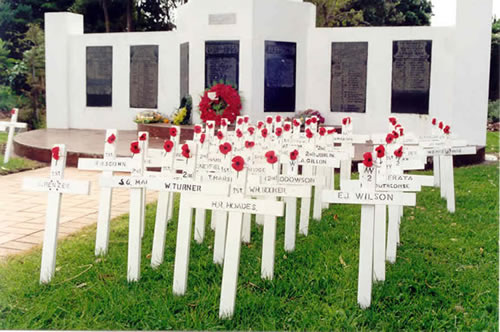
<box><xmin>250</xmin><ymin>152</ymin><xmax>311</xmax><ymax>279</ymax></box>
<box><xmin>322</xmin><ymin>162</ymin><xmax>416</xmax><ymax>309</ymax></box>
<box><xmin>209</xmin><ymin>157</ymin><xmax>285</xmax><ymax>318</ymax></box>
<box><xmin>77</xmin><ymin>129</ymin><xmax>135</xmax><ymax>256</ymax></box>
<box><xmin>22</xmin><ymin>144</ymin><xmax>91</xmax><ymax>283</ymax></box>
<box><xmin>0</xmin><ymin>108</ymin><xmax>27</xmax><ymax>163</ymax></box>
<box><xmin>419</xmin><ymin>131</ymin><xmax>475</xmax><ymax>213</ymax></box>
<box><xmin>99</xmin><ymin>132</ymin><xmax>149</xmax><ymax>282</ymax></box>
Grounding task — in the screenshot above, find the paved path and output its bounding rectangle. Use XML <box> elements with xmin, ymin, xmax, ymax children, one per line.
<box><xmin>0</xmin><ymin>167</ymin><xmax>158</xmax><ymax>259</ymax></box>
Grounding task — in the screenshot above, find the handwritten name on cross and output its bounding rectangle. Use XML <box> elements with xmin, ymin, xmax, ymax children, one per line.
<box><xmin>22</xmin><ymin>144</ymin><xmax>91</xmax><ymax>284</ymax></box>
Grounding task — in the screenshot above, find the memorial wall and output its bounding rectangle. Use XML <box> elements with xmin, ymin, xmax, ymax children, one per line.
<box><xmin>45</xmin><ymin>0</ymin><xmax>492</xmax><ymax>146</ymax></box>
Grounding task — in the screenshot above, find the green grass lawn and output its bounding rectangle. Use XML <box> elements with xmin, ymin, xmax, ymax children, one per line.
<box><xmin>0</xmin><ymin>165</ymin><xmax>498</xmax><ymax>330</ymax></box>
<box><xmin>0</xmin><ymin>131</ymin><xmax>43</xmax><ymax>175</ymax></box>
<box><xmin>486</xmin><ymin>131</ymin><xmax>499</xmax><ymax>154</ymax></box>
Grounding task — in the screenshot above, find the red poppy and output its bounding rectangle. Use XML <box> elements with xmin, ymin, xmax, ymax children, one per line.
<box><xmin>244</xmin><ymin>116</ymin><xmax>249</xmax><ymax>123</ymax></box>
<box><xmin>363</xmin><ymin>152</ymin><xmax>373</xmax><ymax>168</ymax></box>
<box><xmin>392</xmin><ymin>130</ymin><xmax>399</xmax><ymax>139</ymax></box>
<box><xmin>395</xmin><ymin>124</ymin><xmax>401</xmax><ymax>129</ymax></box>
<box><xmin>194</xmin><ymin>125</ymin><xmax>202</xmax><ymax>134</ymax></box>
<box><xmin>438</xmin><ymin>121</ymin><xmax>443</xmax><ymax>129</ymax></box>
<box><xmin>248</xmin><ymin>127</ymin><xmax>255</xmax><ymax>135</ymax></box>
<box><xmin>293</xmin><ymin>119</ymin><xmax>300</xmax><ymax>127</ymax></box>
<box><xmin>107</xmin><ymin>134</ymin><xmax>116</xmax><ymax>144</ymax></box>
<box><xmin>200</xmin><ymin>133</ymin><xmax>206</xmax><ymax>144</ymax></box>
<box><xmin>389</xmin><ymin>117</ymin><xmax>397</xmax><ymax>126</ymax></box>
<box><xmin>290</xmin><ymin>149</ymin><xmax>299</xmax><ymax>161</ymax></box>
<box><xmin>276</xmin><ymin>115</ymin><xmax>282</xmax><ymax>122</ymax></box>
<box><xmin>399</xmin><ymin>128</ymin><xmax>404</xmax><ymax>136</ymax></box>
<box><xmin>327</xmin><ymin>128</ymin><xmax>337</xmax><ymax>134</ymax></box>
<box><xmin>266</xmin><ymin>117</ymin><xmax>273</xmax><ymax>124</ymax></box>
<box><xmin>306</xmin><ymin>128</ymin><xmax>313</xmax><ymax>139</ymax></box>
<box><xmin>311</xmin><ymin>117</ymin><xmax>317</xmax><ymax>124</ymax></box>
<box><xmin>443</xmin><ymin>125</ymin><xmax>450</xmax><ymax>134</ymax></box>
<box><xmin>231</xmin><ymin>156</ymin><xmax>245</xmax><ymax>172</ymax></box>
<box><xmin>245</xmin><ymin>141</ymin><xmax>255</xmax><ymax>148</ymax></box>
<box><xmin>182</xmin><ymin>149</ymin><xmax>191</xmax><ymax>159</ymax></box>
<box><xmin>342</xmin><ymin>117</ymin><xmax>351</xmax><ymax>125</ymax></box>
<box><xmin>10</xmin><ymin>109</ymin><xmax>16</xmax><ymax>115</ymax></box>
<box><xmin>375</xmin><ymin>145</ymin><xmax>385</xmax><ymax>158</ymax></box>
<box><xmin>275</xmin><ymin>127</ymin><xmax>283</xmax><ymax>137</ymax></box>
<box><xmin>319</xmin><ymin>127</ymin><xmax>326</xmax><ymax>136</ymax></box>
<box><xmin>130</xmin><ymin>141</ymin><xmax>140</xmax><ymax>154</ymax></box>
<box><xmin>432</xmin><ymin>118</ymin><xmax>437</xmax><ymax>126</ymax></box>
<box><xmin>163</xmin><ymin>140</ymin><xmax>174</xmax><ymax>152</ymax></box>
<box><xmin>219</xmin><ymin>142</ymin><xmax>232</xmax><ymax>155</ymax></box>
<box><xmin>51</xmin><ymin>146</ymin><xmax>60</xmax><ymax>161</ymax></box>
<box><xmin>236</xmin><ymin>129</ymin><xmax>243</xmax><ymax>138</ymax></box>
<box><xmin>170</xmin><ymin>127</ymin><xmax>177</xmax><ymax>137</ymax></box>
<box><xmin>305</xmin><ymin>119</ymin><xmax>312</xmax><ymax>125</ymax></box>
<box><xmin>237</xmin><ymin>118</ymin><xmax>243</xmax><ymax>125</ymax></box>
<box><xmin>284</xmin><ymin>123</ymin><xmax>291</xmax><ymax>132</ymax></box>
<box><xmin>217</xmin><ymin>130</ymin><xmax>224</xmax><ymax>140</ymax></box>
<box><xmin>394</xmin><ymin>146</ymin><xmax>403</xmax><ymax>158</ymax></box>
<box><xmin>182</xmin><ymin>143</ymin><xmax>190</xmax><ymax>152</ymax></box>
<box><xmin>386</xmin><ymin>133</ymin><xmax>394</xmax><ymax>144</ymax></box>
<box><xmin>257</xmin><ymin>121</ymin><xmax>264</xmax><ymax>129</ymax></box>
<box><xmin>207</xmin><ymin>123</ymin><xmax>214</xmax><ymax>129</ymax></box>
<box><xmin>139</xmin><ymin>133</ymin><xmax>147</xmax><ymax>141</ymax></box>
<box><xmin>265</xmin><ymin>150</ymin><xmax>278</xmax><ymax>164</ymax></box>
<box><xmin>261</xmin><ymin>128</ymin><xmax>268</xmax><ymax>138</ymax></box>
<box><xmin>221</xmin><ymin>118</ymin><xmax>227</xmax><ymax>126</ymax></box>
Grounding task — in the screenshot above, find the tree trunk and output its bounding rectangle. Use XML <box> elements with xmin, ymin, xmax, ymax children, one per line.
<box><xmin>102</xmin><ymin>0</ymin><xmax>110</xmax><ymax>32</ymax></box>
<box><xmin>126</xmin><ymin>0</ymin><xmax>134</xmax><ymax>32</ymax></box>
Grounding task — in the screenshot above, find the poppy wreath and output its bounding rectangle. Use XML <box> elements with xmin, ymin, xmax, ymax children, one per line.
<box><xmin>199</xmin><ymin>83</ymin><xmax>242</xmax><ymax>125</ymax></box>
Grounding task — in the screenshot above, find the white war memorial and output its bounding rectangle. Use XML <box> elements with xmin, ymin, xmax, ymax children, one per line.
<box><xmin>44</xmin><ymin>0</ymin><xmax>491</xmax><ymax>148</ymax></box>
<box><xmin>0</xmin><ymin>0</ymin><xmax>495</xmax><ymax>327</ymax></box>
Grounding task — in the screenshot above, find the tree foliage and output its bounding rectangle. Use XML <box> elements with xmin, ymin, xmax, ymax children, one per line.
<box><xmin>305</xmin><ymin>0</ymin><xmax>432</xmax><ymax>27</ymax></box>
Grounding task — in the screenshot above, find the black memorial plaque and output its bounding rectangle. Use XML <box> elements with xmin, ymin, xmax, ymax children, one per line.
<box><xmin>130</xmin><ymin>45</ymin><xmax>159</xmax><ymax>108</ymax></box>
<box><xmin>86</xmin><ymin>46</ymin><xmax>112</xmax><ymax>107</ymax></box>
<box><xmin>205</xmin><ymin>41</ymin><xmax>239</xmax><ymax>89</ymax></box>
<box><xmin>264</xmin><ymin>41</ymin><xmax>296</xmax><ymax>112</ymax></box>
<box><xmin>391</xmin><ymin>40</ymin><xmax>432</xmax><ymax>114</ymax></box>
<box><xmin>330</xmin><ymin>42</ymin><xmax>368</xmax><ymax>113</ymax></box>
<box><xmin>180</xmin><ymin>42</ymin><xmax>189</xmax><ymax>100</ymax></box>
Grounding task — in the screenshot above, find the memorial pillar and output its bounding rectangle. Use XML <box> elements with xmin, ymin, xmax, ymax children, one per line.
<box><xmin>45</xmin><ymin>13</ymin><xmax>83</xmax><ymax>129</ymax></box>
<box><xmin>452</xmin><ymin>0</ymin><xmax>492</xmax><ymax>146</ymax></box>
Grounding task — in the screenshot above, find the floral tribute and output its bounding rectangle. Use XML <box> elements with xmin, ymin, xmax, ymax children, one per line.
<box><xmin>198</xmin><ymin>83</ymin><xmax>242</xmax><ymax>125</ymax></box>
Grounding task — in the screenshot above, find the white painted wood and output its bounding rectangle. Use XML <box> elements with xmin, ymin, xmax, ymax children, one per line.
<box><xmin>284</xmin><ymin>161</ymin><xmax>298</xmax><ymax>252</ymax></box>
<box><xmin>127</xmin><ymin>134</ymin><xmax>147</xmax><ymax>282</ymax></box>
<box><xmin>322</xmin><ymin>190</ymin><xmax>416</xmax><ymax>206</ymax></box>
<box><xmin>445</xmin><ymin>155</ymin><xmax>456</xmax><ymax>213</ymax></box>
<box><xmin>357</xmin><ymin>205</ymin><xmax>375</xmax><ymax>309</ymax></box>
<box><xmin>94</xmin><ymin>129</ymin><xmax>118</xmax><ymax>256</ymax></box>
<box><xmin>22</xmin><ymin>144</ymin><xmax>90</xmax><ymax>284</ymax></box>
<box><xmin>1</xmin><ymin>109</ymin><xmax>26</xmax><ymax>164</ymax></box>
<box><xmin>372</xmin><ymin>204</ymin><xmax>386</xmax><ymax>282</ymax></box>
<box><xmin>194</xmin><ymin>208</ymin><xmax>206</xmax><ymax>244</ymax></box>
<box><xmin>299</xmin><ymin>165</ymin><xmax>313</xmax><ymax>236</ymax></box>
<box><xmin>39</xmin><ymin>145</ymin><xmax>66</xmax><ymax>284</ymax></box>
<box><xmin>172</xmin><ymin>194</ymin><xmax>195</xmax><ymax>295</ymax></box>
<box><xmin>433</xmin><ymin>156</ymin><xmax>441</xmax><ymax>187</ymax></box>
<box><xmin>151</xmin><ymin>139</ymin><xmax>176</xmax><ymax>267</ymax></box>
<box><xmin>439</xmin><ymin>155</ymin><xmax>446</xmax><ymax>199</ymax></box>
<box><xmin>241</xmin><ymin>212</ymin><xmax>251</xmax><ymax>243</ymax></box>
<box><xmin>213</xmin><ymin>210</ymin><xmax>228</xmax><ymax>265</ymax></box>
<box><xmin>219</xmin><ymin>166</ymin><xmax>248</xmax><ymax>319</ymax></box>
<box><xmin>260</xmin><ymin>160</ymin><xmax>279</xmax><ymax>278</ymax></box>
<box><xmin>385</xmin><ymin>205</ymin><xmax>399</xmax><ymax>264</ymax></box>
